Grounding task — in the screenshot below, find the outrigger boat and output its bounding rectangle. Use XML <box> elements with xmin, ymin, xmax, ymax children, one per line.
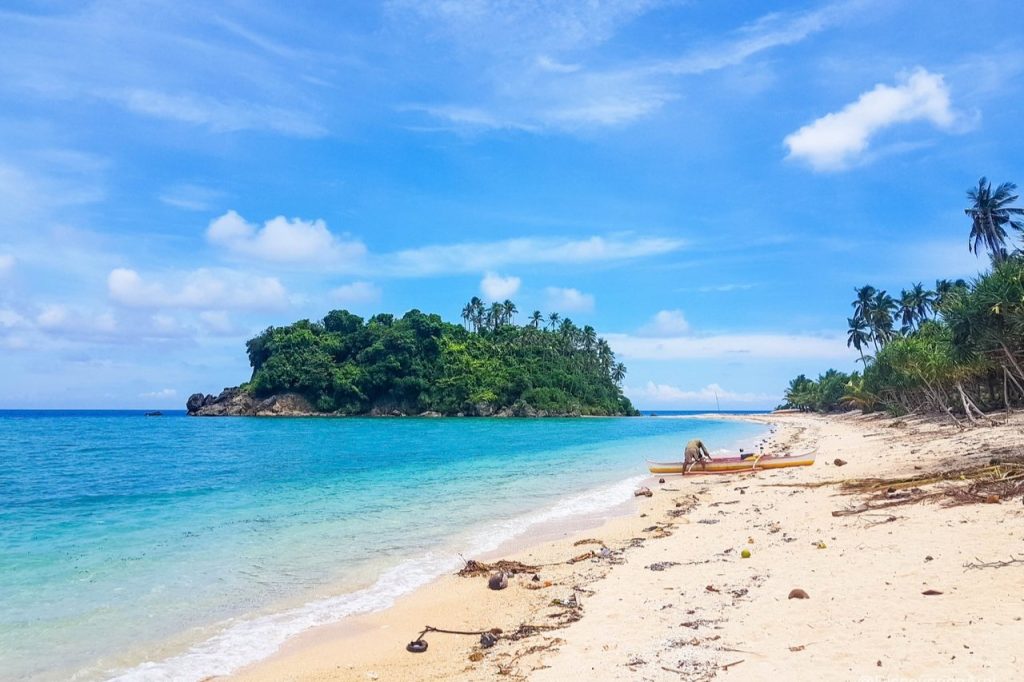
<box><xmin>648</xmin><ymin>452</ymin><xmax>815</xmax><ymax>475</ymax></box>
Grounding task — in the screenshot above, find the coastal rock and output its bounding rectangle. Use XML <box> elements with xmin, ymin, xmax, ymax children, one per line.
<box><xmin>186</xmin><ymin>387</ymin><xmax>313</xmax><ymax>417</ymax></box>
<box><xmin>788</xmin><ymin>588</ymin><xmax>810</xmax><ymax>599</ymax></box>
<box><xmin>488</xmin><ymin>572</ymin><xmax>508</xmax><ymax>590</ymax></box>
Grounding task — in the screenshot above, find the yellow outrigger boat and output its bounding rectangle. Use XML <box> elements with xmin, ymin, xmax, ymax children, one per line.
<box><xmin>648</xmin><ymin>452</ymin><xmax>816</xmax><ymax>475</ymax></box>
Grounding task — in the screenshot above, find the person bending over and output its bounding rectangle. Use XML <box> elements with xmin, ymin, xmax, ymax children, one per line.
<box><xmin>684</xmin><ymin>438</ymin><xmax>711</xmax><ymax>466</ymax></box>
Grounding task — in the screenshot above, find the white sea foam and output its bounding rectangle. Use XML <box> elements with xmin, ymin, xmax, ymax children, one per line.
<box><xmin>107</xmin><ymin>474</ymin><xmax>646</xmax><ymax>681</ymax></box>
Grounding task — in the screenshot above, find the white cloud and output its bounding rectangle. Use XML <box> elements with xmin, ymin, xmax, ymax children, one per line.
<box><xmin>0</xmin><ymin>254</ymin><xmax>14</xmax><ymax>275</ymax></box>
<box><xmin>696</xmin><ymin>283</ymin><xmax>755</xmax><ymax>293</ymax></box>
<box><xmin>605</xmin><ymin>332</ymin><xmax>855</xmax><ymax>360</ymax></box>
<box><xmin>480</xmin><ymin>272</ymin><xmax>521</xmax><ymax>300</ymax></box>
<box><xmin>0</xmin><ymin>309</ymin><xmax>25</xmax><ymax>328</ymax></box>
<box><xmin>626</xmin><ymin>381</ymin><xmax>776</xmax><ymax>406</ymax></box>
<box><xmin>407</xmin><ymin>1</ymin><xmax>859</xmax><ymax>132</ymax></box>
<box><xmin>329</xmin><ymin>281</ymin><xmax>382</xmax><ymax>306</ymax></box>
<box><xmin>36</xmin><ymin>304</ymin><xmax>69</xmax><ymax>330</ymax></box>
<box><xmin>140</xmin><ymin>388</ymin><xmax>177</xmax><ymax>399</ymax></box>
<box><xmin>386</xmin><ymin>235</ymin><xmax>682</xmax><ymax>276</ymax></box>
<box><xmin>198</xmin><ymin>311</ymin><xmax>236</xmax><ymax>335</ymax></box>
<box><xmin>207</xmin><ymin>210</ymin><xmax>367</xmax><ymax>265</ymax></box>
<box><xmin>545</xmin><ymin>287</ymin><xmax>595</xmax><ymax>313</ymax></box>
<box><xmin>638</xmin><ymin>309</ymin><xmax>690</xmax><ymax>336</ymax></box>
<box><xmin>119</xmin><ymin>89</ymin><xmax>326</xmax><ymax>137</ymax></box>
<box><xmin>108</xmin><ymin>267</ymin><xmax>289</xmax><ymax>310</ymax></box>
<box><xmin>784</xmin><ymin>68</ymin><xmax>962</xmax><ymax>171</ymax></box>
<box><xmin>159</xmin><ymin>184</ymin><xmax>224</xmax><ymax>211</ymax></box>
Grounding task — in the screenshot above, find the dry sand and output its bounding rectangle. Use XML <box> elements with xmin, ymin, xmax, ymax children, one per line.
<box><xmin>228</xmin><ymin>412</ymin><xmax>1024</xmax><ymax>681</ymax></box>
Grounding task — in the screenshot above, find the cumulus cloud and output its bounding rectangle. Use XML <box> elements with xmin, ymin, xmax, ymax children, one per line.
<box><xmin>386</xmin><ymin>235</ymin><xmax>682</xmax><ymax>276</ymax></box>
<box><xmin>638</xmin><ymin>309</ymin><xmax>690</xmax><ymax>336</ymax></box>
<box><xmin>784</xmin><ymin>68</ymin><xmax>962</xmax><ymax>171</ymax></box>
<box><xmin>626</xmin><ymin>381</ymin><xmax>775</xmax><ymax>407</ymax></box>
<box><xmin>330</xmin><ymin>281</ymin><xmax>382</xmax><ymax>306</ymax></box>
<box><xmin>605</xmin><ymin>332</ymin><xmax>855</xmax><ymax>360</ymax></box>
<box><xmin>480</xmin><ymin>272</ymin><xmax>521</xmax><ymax>300</ymax></box>
<box><xmin>545</xmin><ymin>287</ymin><xmax>595</xmax><ymax>313</ymax></box>
<box><xmin>108</xmin><ymin>267</ymin><xmax>289</xmax><ymax>310</ymax></box>
<box><xmin>0</xmin><ymin>254</ymin><xmax>14</xmax><ymax>275</ymax></box>
<box><xmin>207</xmin><ymin>210</ymin><xmax>367</xmax><ymax>265</ymax></box>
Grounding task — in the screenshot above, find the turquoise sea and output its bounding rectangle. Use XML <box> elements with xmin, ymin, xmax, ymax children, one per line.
<box><xmin>0</xmin><ymin>411</ymin><xmax>767</xmax><ymax>681</ymax></box>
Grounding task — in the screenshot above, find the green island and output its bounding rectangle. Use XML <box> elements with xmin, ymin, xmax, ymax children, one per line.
<box><xmin>782</xmin><ymin>177</ymin><xmax>1024</xmax><ymax>423</ymax></box>
<box><xmin>187</xmin><ymin>298</ymin><xmax>637</xmax><ymax>417</ymax></box>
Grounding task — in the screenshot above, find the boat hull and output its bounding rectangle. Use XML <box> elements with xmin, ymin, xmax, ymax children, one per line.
<box><xmin>647</xmin><ymin>453</ymin><xmax>815</xmax><ymax>475</ymax></box>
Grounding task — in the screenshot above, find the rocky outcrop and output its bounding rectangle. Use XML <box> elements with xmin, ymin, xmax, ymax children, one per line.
<box><xmin>186</xmin><ymin>388</ymin><xmax>314</xmax><ymax>416</ymax></box>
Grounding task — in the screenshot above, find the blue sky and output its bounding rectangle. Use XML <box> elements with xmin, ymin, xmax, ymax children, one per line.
<box><xmin>1</xmin><ymin>0</ymin><xmax>1022</xmax><ymax>409</ymax></box>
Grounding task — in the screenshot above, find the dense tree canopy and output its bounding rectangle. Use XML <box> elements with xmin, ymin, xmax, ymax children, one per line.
<box><xmin>242</xmin><ymin>304</ymin><xmax>637</xmax><ymax>416</ymax></box>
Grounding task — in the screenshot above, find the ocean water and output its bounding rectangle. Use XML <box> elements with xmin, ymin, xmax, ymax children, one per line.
<box><xmin>0</xmin><ymin>411</ymin><xmax>766</xmax><ymax>681</ymax></box>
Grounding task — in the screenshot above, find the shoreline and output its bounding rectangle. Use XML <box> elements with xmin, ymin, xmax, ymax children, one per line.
<box><xmin>99</xmin><ymin>416</ymin><xmax>767</xmax><ymax>681</ymax></box>
<box><xmin>228</xmin><ymin>411</ymin><xmax>1024</xmax><ymax>681</ymax></box>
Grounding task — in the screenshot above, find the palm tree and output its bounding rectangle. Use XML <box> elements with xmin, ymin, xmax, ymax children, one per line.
<box><xmin>869</xmin><ymin>290</ymin><xmax>897</xmax><ymax>348</ymax></box>
<box><xmin>529</xmin><ymin>310</ymin><xmax>543</xmax><ymax>328</ymax></box>
<box><xmin>502</xmin><ymin>299</ymin><xmax>518</xmax><ymax>326</ymax></box>
<box><xmin>461</xmin><ymin>302</ymin><xmax>475</xmax><ymax>331</ymax></box>
<box><xmin>468</xmin><ymin>297</ymin><xmax>484</xmax><ymax>332</ymax></box>
<box><xmin>846</xmin><ymin>317</ymin><xmax>871</xmax><ymax>364</ymax></box>
<box><xmin>909</xmin><ymin>282</ymin><xmax>935</xmax><ymax>323</ymax></box>
<box><xmin>852</xmin><ymin>285</ymin><xmax>877</xmax><ymax>322</ymax></box>
<box><xmin>611</xmin><ymin>362</ymin><xmax>626</xmax><ymax>385</ymax></box>
<box><xmin>966</xmin><ymin>177</ymin><xmax>1024</xmax><ymax>263</ymax></box>
<box><xmin>898</xmin><ymin>288</ymin><xmax>917</xmax><ymax>333</ymax></box>
<box><xmin>547</xmin><ymin>312</ymin><xmax>561</xmax><ymax>331</ymax></box>
<box><xmin>581</xmin><ymin>325</ymin><xmax>597</xmax><ymax>351</ymax></box>
<box><xmin>934</xmin><ymin>278</ymin><xmax>967</xmax><ymax>315</ymax></box>
<box><xmin>488</xmin><ymin>302</ymin><xmax>504</xmax><ymax>330</ymax></box>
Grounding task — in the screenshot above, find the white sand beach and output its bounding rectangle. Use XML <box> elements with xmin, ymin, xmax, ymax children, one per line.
<box><xmin>228</xmin><ymin>411</ymin><xmax>1024</xmax><ymax>681</ymax></box>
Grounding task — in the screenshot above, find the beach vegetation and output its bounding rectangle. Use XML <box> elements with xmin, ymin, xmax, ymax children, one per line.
<box><xmin>782</xmin><ymin>177</ymin><xmax>1024</xmax><ymax>421</ymax></box>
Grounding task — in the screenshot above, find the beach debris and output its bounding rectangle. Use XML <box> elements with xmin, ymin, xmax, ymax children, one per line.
<box><xmin>741</xmin><ymin>549</ymin><xmax>751</xmax><ymax>559</ymax></box>
<box><xmin>814</xmin><ymin>541</ymin><xmax>827</xmax><ymax>549</ymax></box>
<box><xmin>572</xmin><ymin>538</ymin><xmax>603</xmax><ymax>546</ymax></box>
<box><xmin>567</xmin><ymin>550</ymin><xmax>595</xmax><ymax>564</ymax></box>
<box><xmin>524</xmin><ymin>580</ymin><xmax>553</xmax><ymax>590</ymax></box>
<box><xmin>458</xmin><ymin>558</ymin><xmax>538</xmax><ymax>577</ymax></box>
<box><xmin>833</xmin><ymin>458</ymin><xmax>848</xmax><ymax>467</ymax></box>
<box><xmin>480</xmin><ymin>632</ymin><xmax>499</xmax><ymax>648</ymax></box>
<box><xmin>488</xmin><ymin>572</ymin><xmax>508</xmax><ymax>590</ymax></box>
<box><xmin>731</xmin><ymin>587</ymin><xmax>749</xmax><ymax>598</ymax></box>
<box><xmin>551</xmin><ymin>593</ymin><xmax>580</xmax><ymax>609</ymax></box>
<box><xmin>922</xmin><ymin>589</ymin><xmax>944</xmax><ymax>596</ymax></box>
<box><xmin>406</xmin><ymin>639</ymin><xmax>428</xmax><ymax>653</ymax></box>
<box><xmin>697</xmin><ymin>518</ymin><xmax>720</xmax><ymax>524</ymax></box>
<box><xmin>659</xmin><ymin>478</ymin><xmax>666</xmax><ymax>483</ymax></box>
<box><xmin>705</xmin><ymin>584</ymin><xmax>720</xmax><ymax>593</ymax></box>
<box><xmin>646</xmin><ymin>561</ymin><xmax>681</xmax><ymax>571</ymax></box>
<box><xmin>531</xmin><ymin>573</ymin><xmax>541</xmax><ymax>581</ymax></box>
<box><xmin>468</xmin><ymin>651</ymin><xmax>484</xmax><ymax>662</ymax></box>
<box><xmin>789</xmin><ymin>644</ymin><xmax>806</xmax><ymax>652</ymax></box>
<box><xmin>925</xmin><ymin>555</ymin><xmax>934</xmax><ymax>562</ymax></box>
<box><xmin>634</xmin><ymin>486</ymin><xmax>653</xmax><ymax>497</ymax></box>
<box><xmin>963</xmin><ymin>554</ymin><xmax>1024</xmax><ymax>570</ymax></box>
<box><xmin>720</xmin><ymin>659</ymin><xmax>745</xmax><ymax>671</ymax></box>
<box><xmin>788</xmin><ymin>588</ymin><xmax>810</xmax><ymax>599</ymax></box>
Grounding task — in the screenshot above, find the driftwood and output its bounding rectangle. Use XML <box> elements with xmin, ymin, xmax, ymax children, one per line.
<box><xmin>964</xmin><ymin>554</ymin><xmax>1024</xmax><ymax>570</ymax></box>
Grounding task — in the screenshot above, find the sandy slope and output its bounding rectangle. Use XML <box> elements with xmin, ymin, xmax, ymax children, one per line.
<box><xmin>228</xmin><ymin>412</ymin><xmax>1024</xmax><ymax>682</ymax></box>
